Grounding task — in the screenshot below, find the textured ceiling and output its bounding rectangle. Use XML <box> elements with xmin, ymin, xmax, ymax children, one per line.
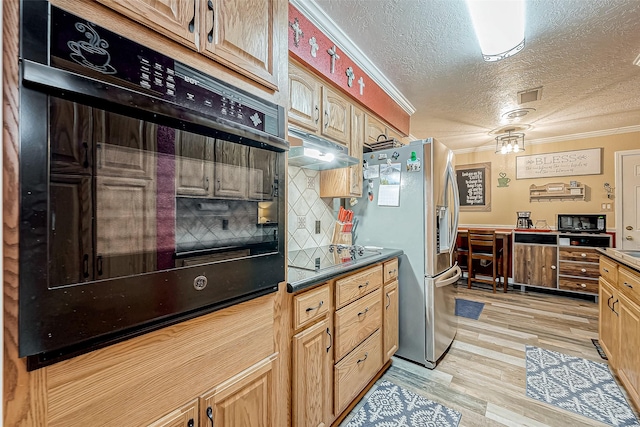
<box><xmin>312</xmin><ymin>0</ymin><xmax>640</xmax><ymax>151</ymax></box>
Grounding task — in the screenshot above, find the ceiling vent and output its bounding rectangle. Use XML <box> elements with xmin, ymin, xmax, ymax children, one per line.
<box><xmin>517</xmin><ymin>86</ymin><xmax>543</xmax><ymax>104</ymax></box>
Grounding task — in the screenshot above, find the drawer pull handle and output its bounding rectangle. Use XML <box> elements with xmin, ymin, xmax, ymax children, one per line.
<box><xmin>625</xmin><ymin>282</ymin><xmax>633</xmax><ymax>289</ymax></box>
<box><xmin>389</xmin><ymin>269</ymin><xmax>397</xmax><ymax>275</ymax></box>
<box><xmin>306</xmin><ymin>300</ymin><xmax>324</xmax><ymax>312</ymax></box>
<box><xmin>386</xmin><ymin>293</ymin><xmax>391</xmax><ymax>309</ymax></box>
<box><xmin>607</xmin><ymin>295</ymin><xmax>614</xmax><ymax>309</ymax></box>
<box><xmin>358</xmin><ymin>281</ymin><xmax>370</xmax><ymax>289</ymax></box>
<box><xmin>357</xmin><ymin>352</ymin><xmax>368</xmax><ymax>364</ymax></box>
<box><xmin>603</xmin><ymin>268</ymin><xmax>610</xmax><ymax>273</ymax></box>
<box><xmin>613</xmin><ymin>299</ymin><xmax>619</xmax><ymax>316</ymax></box>
<box><xmin>581</xmin><ymin>268</ymin><xmax>587</xmax><ymax>273</ymax></box>
<box><xmin>580</xmin><ymin>283</ymin><xmax>587</xmax><ymax>288</ymax></box>
<box><xmin>581</xmin><ymin>253</ymin><xmax>587</xmax><ymax>257</ymax></box>
<box><xmin>358</xmin><ymin>307</ymin><xmax>370</xmax><ymax>317</ymax></box>
<box><xmin>188</xmin><ymin>419</ymin><xmax>194</xmax><ymax>427</ymax></box>
<box><xmin>326</xmin><ymin>327</ymin><xmax>332</xmax><ymax>353</ymax></box>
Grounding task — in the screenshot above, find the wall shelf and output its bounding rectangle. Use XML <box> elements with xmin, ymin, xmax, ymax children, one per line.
<box><xmin>529</xmin><ymin>182</ymin><xmax>586</xmax><ymax>202</ymax></box>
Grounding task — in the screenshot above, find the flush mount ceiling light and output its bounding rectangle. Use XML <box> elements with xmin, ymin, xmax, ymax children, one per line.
<box><xmin>466</xmin><ymin>0</ymin><xmax>526</xmax><ymax>62</ymax></box>
<box><xmin>495</xmin><ymin>129</ymin><xmax>525</xmax><ymax>154</ymax></box>
<box><xmin>502</xmin><ymin>107</ymin><xmax>536</xmax><ymax>120</ymax></box>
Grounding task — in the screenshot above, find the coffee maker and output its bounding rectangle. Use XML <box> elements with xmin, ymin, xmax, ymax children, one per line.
<box><xmin>516</xmin><ymin>211</ymin><xmax>534</xmax><ymax>229</ymax></box>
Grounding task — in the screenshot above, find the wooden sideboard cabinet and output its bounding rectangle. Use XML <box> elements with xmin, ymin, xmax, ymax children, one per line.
<box><xmin>598</xmin><ymin>255</ymin><xmax>640</xmax><ymax>410</ymax></box>
<box><xmin>513</xmin><ymin>232</ymin><xmax>611</xmax><ymax>296</ymax></box>
<box><xmin>290</xmin><ymin>258</ymin><xmax>399</xmax><ymax>427</ymax></box>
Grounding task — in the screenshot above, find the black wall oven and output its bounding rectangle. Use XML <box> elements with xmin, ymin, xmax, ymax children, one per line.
<box><xmin>19</xmin><ymin>2</ymin><xmax>288</xmax><ymax>368</ymax></box>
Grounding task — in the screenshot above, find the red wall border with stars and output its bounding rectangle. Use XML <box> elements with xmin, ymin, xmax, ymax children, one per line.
<box><xmin>288</xmin><ymin>4</ymin><xmax>411</xmax><ymax>135</ymax></box>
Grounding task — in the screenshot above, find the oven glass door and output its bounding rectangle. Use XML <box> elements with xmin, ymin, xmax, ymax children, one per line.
<box><xmin>48</xmin><ymin>96</ymin><xmax>281</xmax><ymax>288</ymax></box>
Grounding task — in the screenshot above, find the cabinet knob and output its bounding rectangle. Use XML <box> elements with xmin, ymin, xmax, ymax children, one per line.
<box><xmin>550</xmin><ymin>265</ymin><xmax>556</xmax><ymax>270</ymax></box>
<box><xmin>581</xmin><ymin>268</ymin><xmax>587</xmax><ymax>273</ymax></box>
<box><xmin>581</xmin><ymin>253</ymin><xmax>587</xmax><ymax>257</ymax></box>
<box><xmin>580</xmin><ymin>283</ymin><xmax>587</xmax><ymax>288</ymax></box>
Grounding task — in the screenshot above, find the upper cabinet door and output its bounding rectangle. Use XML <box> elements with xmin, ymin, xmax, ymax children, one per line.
<box><xmin>288</xmin><ymin>62</ymin><xmax>321</xmax><ymax>132</ymax></box>
<box><xmin>349</xmin><ymin>105</ymin><xmax>365</xmax><ymax>197</ymax></box>
<box><xmin>321</xmin><ymin>86</ymin><xmax>350</xmax><ymax>146</ymax></box>
<box><xmin>213</xmin><ymin>140</ymin><xmax>249</xmax><ymax>199</ymax></box>
<box><xmin>248</xmin><ymin>147</ymin><xmax>276</xmax><ymax>201</ymax></box>
<box><xmin>97</xmin><ymin>0</ymin><xmax>198</xmax><ymax>50</ymax></box>
<box><xmin>201</xmin><ymin>0</ymin><xmax>279</xmax><ymax>90</ymax></box>
<box><xmin>365</xmin><ymin>114</ymin><xmax>388</xmax><ymax>145</ymax></box>
<box><xmin>50</xmin><ymin>98</ymin><xmax>93</xmax><ymax>175</ymax></box>
<box><xmin>175</xmin><ymin>131</ymin><xmax>215</xmax><ymax>197</ymax></box>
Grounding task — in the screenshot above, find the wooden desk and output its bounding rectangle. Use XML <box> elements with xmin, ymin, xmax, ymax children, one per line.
<box><xmin>457</xmin><ymin>228</ymin><xmax>512</xmax><ymax>284</ymax></box>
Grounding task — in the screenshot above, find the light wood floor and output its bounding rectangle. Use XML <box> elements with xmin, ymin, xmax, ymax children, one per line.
<box><xmin>340</xmin><ymin>284</ymin><xmax>640</xmax><ymax>427</ymax></box>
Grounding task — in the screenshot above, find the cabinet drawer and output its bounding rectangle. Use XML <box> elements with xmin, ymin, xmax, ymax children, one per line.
<box><xmin>334</xmin><ymin>329</ymin><xmax>382</xmax><ymax>415</ymax></box>
<box><xmin>334</xmin><ymin>288</ymin><xmax>382</xmax><ymax>361</ymax></box>
<box><xmin>559</xmin><ymin>248</ymin><xmax>599</xmax><ymax>263</ymax></box>
<box><xmin>558</xmin><ymin>261</ymin><xmax>600</xmax><ymax>278</ymax></box>
<box><xmin>600</xmin><ymin>256</ymin><xmax>619</xmax><ymax>284</ymax></box>
<box><xmin>335</xmin><ymin>265</ymin><xmax>382</xmax><ymax>309</ymax></box>
<box><xmin>383</xmin><ymin>258</ymin><xmax>398</xmax><ymax>283</ymax></box>
<box><xmin>558</xmin><ymin>277</ymin><xmax>599</xmax><ymax>294</ymax></box>
<box><xmin>293</xmin><ymin>284</ymin><xmax>331</xmax><ymax>330</ymax></box>
<box><xmin>619</xmin><ymin>267</ymin><xmax>640</xmax><ymax>305</ymax></box>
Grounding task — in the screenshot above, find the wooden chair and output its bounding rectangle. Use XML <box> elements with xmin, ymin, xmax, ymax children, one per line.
<box><xmin>467</xmin><ymin>229</ymin><xmax>506</xmax><ymax>293</ymax></box>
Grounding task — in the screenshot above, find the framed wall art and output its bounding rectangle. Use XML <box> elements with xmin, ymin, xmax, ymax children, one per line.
<box><xmin>455</xmin><ymin>162</ymin><xmax>491</xmax><ymax>212</ymax></box>
<box><xmin>516</xmin><ymin>148</ymin><xmax>602</xmax><ymax>179</ymax></box>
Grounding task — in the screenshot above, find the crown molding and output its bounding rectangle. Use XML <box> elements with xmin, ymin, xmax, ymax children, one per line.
<box><xmin>453</xmin><ymin>125</ymin><xmax>640</xmax><ymax>154</ymax></box>
<box><xmin>290</xmin><ymin>0</ymin><xmax>416</xmax><ymax>116</ymax></box>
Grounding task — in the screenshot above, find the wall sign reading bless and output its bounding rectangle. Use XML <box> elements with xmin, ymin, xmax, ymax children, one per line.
<box><xmin>456</xmin><ymin>162</ymin><xmax>491</xmax><ymax>212</ymax></box>
<box><xmin>516</xmin><ymin>148</ymin><xmax>602</xmax><ymax>179</ymax></box>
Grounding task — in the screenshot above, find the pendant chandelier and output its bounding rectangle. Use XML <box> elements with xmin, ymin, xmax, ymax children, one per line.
<box><xmin>495</xmin><ymin>129</ymin><xmax>525</xmax><ymax>154</ymax></box>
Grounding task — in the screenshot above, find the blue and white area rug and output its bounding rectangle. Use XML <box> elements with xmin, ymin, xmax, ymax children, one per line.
<box><xmin>345</xmin><ymin>380</ymin><xmax>461</xmax><ymax>427</ymax></box>
<box><xmin>526</xmin><ymin>346</ymin><xmax>640</xmax><ymax>427</ymax></box>
<box><xmin>454</xmin><ymin>298</ymin><xmax>485</xmax><ymax>320</ymax></box>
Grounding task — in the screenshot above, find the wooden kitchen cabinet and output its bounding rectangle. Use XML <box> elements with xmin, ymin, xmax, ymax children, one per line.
<box><xmin>50</xmin><ymin>99</ymin><xmax>93</xmax><ymax>174</ymax></box>
<box><xmin>213</xmin><ymin>140</ymin><xmax>250</xmax><ymax>199</ymax></box>
<box><xmin>320</xmin><ymin>104</ymin><xmax>364</xmax><ymax>198</ymax></box>
<box><xmin>96</xmin><ymin>0</ymin><xmax>198</xmax><ymax>50</ymax></box>
<box><xmin>383</xmin><ymin>280</ymin><xmax>399</xmax><ymax>364</ymax></box>
<box><xmin>292</xmin><ymin>318</ymin><xmax>333</xmax><ymax>427</ymax></box>
<box><xmin>201</xmin><ymin>0</ymin><xmax>279</xmax><ymax>90</ymax></box>
<box><xmin>321</xmin><ymin>86</ymin><xmax>350</xmax><ymax>146</ymax></box>
<box><xmin>288</xmin><ymin>61</ymin><xmax>321</xmax><ymax>133</ymax></box>
<box><xmin>96</xmin><ymin>0</ymin><xmax>281</xmax><ymax>90</ymax></box>
<box><xmin>147</xmin><ymin>399</ymin><xmax>198</xmax><ymax>427</ymax></box>
<box><xmin>598</xmin><ymin>255</ymin><xmax>640</xmax><ymax>410</ymax></box>
<box><xmin>365</xmin><ymin>114</ymin><xmax>388</xmax><ymax>145</ymax></box>
<box><xmin>200</xmin><ymin>354</ymin><xmax>277</xmax><ymax>427</ymax></box>
<box><xmin>248</xmin><ymin>147</ymin><xmax>277</xmax><ymax>200</ymax></box>
<box><xmin>599</xmin><ymin>277</ymin><xmax>619</xmax><ymax>368</ymax></box>
<box><xmin>513</xmin><ymin>243</ymin><xmax>558</xmax><ymax>288</ymax></box>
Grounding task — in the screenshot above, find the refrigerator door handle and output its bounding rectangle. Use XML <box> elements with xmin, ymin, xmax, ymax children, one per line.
<box><xmin>447</xmin><ymin>162</ymin><xmax>460</xmax><ymax>244</ymax></box>
<box><xmin>435</xmin><ymin>264</ymin><xmax>462</xmax><ymax>288</ymax></box>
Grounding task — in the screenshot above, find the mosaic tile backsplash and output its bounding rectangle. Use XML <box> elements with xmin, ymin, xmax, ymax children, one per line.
<box><xmin>175</xmin><ymin>197</ymin><xmax>272</xmax><ymax>253</ymax></box>
<box><xmin>288</xmin><ymin>166</ymin><xmax>336</xmax><ymax>251</ymax></box>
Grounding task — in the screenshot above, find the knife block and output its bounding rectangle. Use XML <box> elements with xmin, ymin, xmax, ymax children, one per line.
<box><xmin>331</xmin><ymin>221</ymin><xmax>352</xmax><ymax>245</ymax></box>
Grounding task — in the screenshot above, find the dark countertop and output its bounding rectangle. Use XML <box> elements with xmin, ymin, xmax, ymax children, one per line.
<box><xmin>287</xmin><ymin>248</ymin><xmax>403</xmax><ymax>293</ymax></box>
<box><xmin>597</xmin><ymin>248</ymin><xmax>640</xmax><ymax>273</ymax></box>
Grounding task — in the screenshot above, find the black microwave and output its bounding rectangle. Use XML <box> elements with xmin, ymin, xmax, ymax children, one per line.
<box><xmin>19</xmin><ymin>3</ymin><xmax>288</xmax><ymax>368</ymax></box>
<box><xmin>557</xmin><ymin>214</ymin><xmax>606</xmax><ymax>233</ymax></box>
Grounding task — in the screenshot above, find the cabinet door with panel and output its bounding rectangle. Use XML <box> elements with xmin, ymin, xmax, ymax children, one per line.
<box><xmin>49</xmin><ymin>175</ymin><xmax>94</xmax><ymax>286</ymax></box>
<box><xmin>513</xmin><ymin>244</ymin><xmax>557</xmax><ymax>288</ymax></box>
<box><xmin>96</xmin><ymin>0</ymin><xmax>198</xmax><ymax>50</ymax></box>
<box><xmin>175</xmin><ymin>132</ymin><xmax>215</xmax><ymax>197</ymax></box>
<box><xmin>383</xmin><ymin>280</ymin><xmax>399</xmax><ymax>364</ymax></box>
<box><xmin>321</xmin><ymin>86</ymin><xmax>350</xmax><ymax>146</ymax></box>
<box><xmin>213</xmin><ymin>140</ymin><xmax>250</xmax><ymax>199</ymax></box>
<box><xmin>293</xmin><ymin>318</ymin><xmax>333</xmax><ymax>427</ymax></box>
<box><xmin>248</xmin><ymin>147</ymin><xmax>276</xmax><ymax>200</ymax></box>
<box><xmin>200</xmin><ymin>354</ymin><xmax>277</xmax><ymax>427</ymax></box>
<box><xmin>617</xmin><ymin>293</ymin><xmax>640</xmax><ymax>403</ymax></box>
<box><xmin>599</xmin><ymin>277</ymin><xmax>619</xmax><ymax>366</ymax></box>
<box><xmin>365</xmin><ymin>114</ymin><xmax>388</xmax><ymax>145</ymax></box>
<box><xmin>288</xmin><ymin>61</ymin><xmax>321</xmax><ymax>132</ymax></box>
<box><xmin>50</xmin><ymin>98</ymin><xmax>93</xmax><ymax>174</ymax></box>
<box><xmin>147</xmin><ymin>399</ymin><xmax>198</xmax><ymax>427</ymax></box>
<box><xmin>201</xmin><ymin>0</ymin><xmax>279</xmax><ymax>90</ymax></box>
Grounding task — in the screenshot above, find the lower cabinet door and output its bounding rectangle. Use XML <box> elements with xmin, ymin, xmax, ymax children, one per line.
<box><xmin>383</xmin><ymin>281</ymin><xmax>399</xmax><ymax>363</ymax></box>
<box><xmin>293</xmin><ymin>318</ymin><xmax>333</xmax><ymax>427</ymax></box>
<box><xmin>618</xmin><ymin>294</ymin><xmax>640</xmax><ymax>404</ymax></box>
<box><xmin>147</xmin><ymin>399</ymin><xmax>198</xmax><ymax>427</ymax></box>
<box><xmin>200</xmin><ymin>354</ymin><xmax>277</xmax><ymax>427</ymax></box>
<box><xmin>334</xmin><ymin>329</ymin><xmax>382</xmax><ymax>415</ymax></box>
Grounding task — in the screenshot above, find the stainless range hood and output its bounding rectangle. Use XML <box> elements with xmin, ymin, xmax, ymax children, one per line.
<box><xmin>287</xmin><ymin>126</ymin><xmax>359</xmax><ymax>171</ymax></box>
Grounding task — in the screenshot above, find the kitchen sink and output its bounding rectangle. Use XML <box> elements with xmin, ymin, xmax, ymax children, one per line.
<box><xmin>616</xmin><ymin>250</ymin><xmax>640</xmax><ymax>257</ymax></box>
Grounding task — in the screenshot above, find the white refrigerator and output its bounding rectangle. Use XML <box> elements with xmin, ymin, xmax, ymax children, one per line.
<box><xmin>352</xmin><ymin>138</ymin><xmax>461</xmax><ymax>368</ymax></box>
